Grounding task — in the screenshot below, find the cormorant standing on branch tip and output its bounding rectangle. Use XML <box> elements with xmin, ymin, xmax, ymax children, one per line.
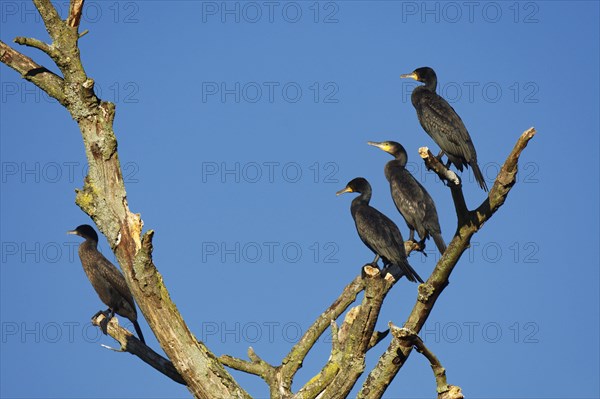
<box><xmin>336</xmin><ymin>178</ymin><xmax>423</xmax><ymax>283</ymax></box>
<box><xmin>68</xmin><ymin>224</ymin><xmax>145</xmax><ymax>344</ymax></box>
<box><xmin>400</xmin><ymin>66</ymin><xmax>488</xmax><ymax>191</ymax></box>
<box><xmin>368</xmin><ymin>141</ymin><xmax>447</xmax><ymax>255</ymax></box>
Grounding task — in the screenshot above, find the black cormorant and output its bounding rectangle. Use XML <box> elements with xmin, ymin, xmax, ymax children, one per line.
<box><xmin>401</xmin><ymin>66</ymin><xmax>488</xmax><ymax>191</ymax></box>
<box><xmin>68</xmin><ymin>224</ymin><xmax>145</xmax><ymax>344</ymax></box>
<box><xmin>368</xmin><ymin>141</ymin><xmax>446</xmax><ymax>255</ymax></box>
<box><xmin>336</xmin><ymin>178</ymin><xmax>423</xmax><ymax>283</ymax></box>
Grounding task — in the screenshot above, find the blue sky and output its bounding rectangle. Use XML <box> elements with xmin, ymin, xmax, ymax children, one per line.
<box><xmin>1</xmin><ymin>1</ymin><xmax>599</xmax><ymax>398</ymax></box>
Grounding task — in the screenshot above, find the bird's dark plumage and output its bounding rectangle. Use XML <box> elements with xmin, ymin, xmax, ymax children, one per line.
<box><xmin>368</xmin><ymin>141</ymin><xmax>446</xmax><ymax>255</ymax></box>
<box><xmin>337</xmin><ymin>178</ymin><xmax>423</xmax><ymax>283</ymax></box>
<box><xmin>68</xmin><ymin>224</ymin><xmax>145</xmax><ymax>344</ymax></box>
<box><xmin>401</xmin><ymin>67</ymin><xmax>488</xmax><ymax>191</ymax></box>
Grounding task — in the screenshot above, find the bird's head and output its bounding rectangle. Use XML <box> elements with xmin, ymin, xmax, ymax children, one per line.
<box><xmin>336</xmin><ymin>177</ymin><xmax>371</xmax><ymax>196</ymax></box>
<box><xmin>67</xmin><ymin>224</ymin><xmax>99</xmax><ymax>242</ymax></box>
<box><xmin>367</xmin><ymin>140</ymin><xmax>408</xmax><ymax>161</ymax></box>
<box><xmin>401</xmin><ymin>67</ymin><xmax>437</xmax><ymax>86</ymax></box>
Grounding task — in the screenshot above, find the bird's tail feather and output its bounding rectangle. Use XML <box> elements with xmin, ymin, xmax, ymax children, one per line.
<box><xmin>133</xmin><ymin>320</ymin><xmax>145</xmax><ymax>344</ymax></box>
<box><xmin>432</xmin><ymin>233</ymin><xmax>447</xmax><ymax>255</ymax></box>
<box><xmin>386</xmin><ymin>261</ymin><xmax>423</xmax><ymax>284</ymax></box>
<box><xmin>404</xmin><ymin>262</ymin><xmax>424</xmax><ymax>283</ymax></box>
<box><xmin>471</xmin><ymin>161</ymin><xmax>488</xmax><ymax>191</ymax></box>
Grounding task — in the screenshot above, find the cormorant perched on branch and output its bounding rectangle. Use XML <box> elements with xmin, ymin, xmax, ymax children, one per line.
<box><xmin>401</xmin><ymin>66</ymin><xmax>488</xmax><ymax>191</ymax></box>
<box><xmin>68</xmin><ymin>224</ymin><xmax>145</xmax><ymax>344</ymax></box>
<box><xmin>336</xmin><ymin>178</ymin><xmax>423</xmax><ymax>283</ymax></box>
<box><xmin>368</xmin><ymin>141</ymin><xmax>446</xmax><ymax>255</ymax></box>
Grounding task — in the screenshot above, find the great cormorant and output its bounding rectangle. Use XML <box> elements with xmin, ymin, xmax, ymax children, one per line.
<box><xmin>401</xmin><ymin>66</ymin><xmax>488</xmax><ymax>191</ymax></box>
<box><xmin>368</xmin><ymin>141</ymin><xmax>446</xmax><ymax>255</ymax></box>
<box><xmin>68</xmin><ymin>224</ymin><xmax>145</xmax><ymax>344</ymax></box>
<box><xmin>336</xmin><ymin>178</ymin><xmax>423</xmax><ymax>283</ymax></box>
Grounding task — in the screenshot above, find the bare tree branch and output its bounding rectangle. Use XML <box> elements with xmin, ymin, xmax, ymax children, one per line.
<box><xmin>358</xmin><ymin>127</ymin><xmax>537</xmax><ymax>399</ymax></box>
<box><xmin>390</xmin><ymin>325</ymin><xmax>455</xmax><ymax>395</ymax></box>
<box><xmin>132</xmin><ymin>231</ymin><xmax>251</xmax><ymax>398</ymax></box>
<box><xmin>67</xmin><ymin>0</ymin><xmax>85</xmax><ymax>28</ymax></box>
<box><xmin>419</xmin><ymin>147</ymin><xmax>469</xmax><ymax>224</ymax></box>
<box><xmin>91</xmin><ymin>313</ymin><xmax>186</xmax><ymax>385</ymax></box>
<box><xmin>439</xmin><ymin>385</ymin><xmax>465</xmax><ymax>399</ymax></box>
<box><xmin>279</xmin><ymin>276</ymin><xmax>364</xmax><ymax>389</ymax></box>
<box><xmin>1</xmin><ymin>1</ymin><xmax>537</xmax><ymax>396</ymax></box>
<box><xmin>32</xmin><ymin>0</ymin><xmax>64</xmax><ymax>41</ymax></box>
<box><xmin>312</xmin><ymin>269</ymin><xmax>395</xmax><ymax>399</ymax></box>
<box><xmin>220</xmin><ymin>351</ymin><xmax>270</xmax><ymax>379</ymax></box>
<box><xmin>1</xmin><ymin>2</ymin><xmax>252</xmax><ymax>398</ymax></box>
<box><xmin>219</xmin><ymin>275</ymin><xmax>365</xmax><ymax>398</ymax></box>
<box><xmin>0</xmin><ymin>41</ymin><xmax>66</xmax><ymax>106</ymax></box>
<box><xmin>219</xmin><ymin>346</ymin><xmax>279</xmax><ymax>396</ymax></box>
<box><xmin>293</xmin><ymin>322</ymin><xmax>342</xmax><ymax>399</ymax></box>
<box><xmin>14</xmin><ymin>36</ymin><xmax>56</xmax><ymax>57</ymax></box>
<box><xmin>224</xmin><ymin>237</ymin><xmax>468</xmax><ymax>398</ymax></box>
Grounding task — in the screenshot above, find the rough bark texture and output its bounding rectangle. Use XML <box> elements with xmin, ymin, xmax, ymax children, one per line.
<box><xmin>0</xmin><ymin>1</ymin><xmax>536</xmax><ymax>397</ymax></box>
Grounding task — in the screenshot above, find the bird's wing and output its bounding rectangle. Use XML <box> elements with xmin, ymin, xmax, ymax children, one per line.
<box><xmin>389</xmin><ymin>172</ymin><xmax>427</xmax><ymax>229</ymax></box>
<box><xmin>95</xmin><ymin>254</ymin><xmax>136</xmax><ymax>312</ymax></box>
<box><xmin>421</xmin><ymin>194</ymin><xmax>443</xmax><ymax>236</ymax></box>
<box><xmin>417</xmin><ymin>92</ymin><xmax>477</xmax><ymax>162</ymax></box>
<box><xmin>354</xmin><ymin>206</ymin><xmax>406</xmax><ymax>264</ymax></box>
<box><xmin>409</xmin><ymin>175</ymin><xmax>443</xmax><ymax>236</ymax></box>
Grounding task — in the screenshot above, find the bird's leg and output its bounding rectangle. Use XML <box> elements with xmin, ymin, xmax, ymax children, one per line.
<box><xmin>92</xmin><ymin>309</ymin><xmax>105</xmax><ymax>319</ymax></box>
<box><xmin>95</xmin><ymin>308</ymin><xmax>113</xmax><ymax>335</ymax></box>
<box><xmin>409</xmin><ymin>229</ymin><xmax>416</xmax><ymax>242</ymax></box>
<box><xmin>436</xmin><ymin>150</ymin><xmax>445</xmax><ymax>162</ymax></box>
<box><xmin>362</xmin><ymin>255</ymin><xmax>381</xmax><ymax>278</ymax></box>
<box><xmin>370</xmin><ymin>254</ymin><xmax>381</xmax><ymax>268</ymax></box>
<box><xmin>380</xmin><ymin>262</ymin><xmax>399</xmax><ymax>281</ymax></box>
<box><xmin>418</xmin><ymin>238</ymin><xmax>427</xmax><ymax>254</ymax></box>
<box><xmin>436</xmin><ymin>150</ymin><xmax>452</xmax><ymax>168</ymax></box>
<box><xmin>405</xmin><ymin>229</ymin><xmax>427</xmax><ymax>256</ymax></box>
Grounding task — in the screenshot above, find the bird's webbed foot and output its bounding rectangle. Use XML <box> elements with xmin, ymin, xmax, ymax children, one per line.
<box><xmin>93</xmin><ymin>309</ymin><xmax>114</xmax><ymax>335</ymax></box>
<box><xmin>405</xmin><ymin>240</ymin><xmax>427</xmax><ymax>257</ymax></box>
<box><xmin>92</xmin><ymin>309</ymin><xmax>105</xmax><ymax>319</ymax></box>
<box><xmin>417</xmin><ymin>239</ymin><xmax>427</xmax><ymax>254</ymax></box>
<box><xmin>435</xmin><ymin>150</ymin><xmax>446</xmax><ymax>163</ymax></box>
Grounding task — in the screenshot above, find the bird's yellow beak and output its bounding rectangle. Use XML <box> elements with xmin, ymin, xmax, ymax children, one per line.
<box><xmin>400</xmin><ymin>72</ymin><xmax>418</xmax><ymax>80</ymax></box>
<box><xmin>367</xmin><ymin>141</ymin><xmax>390</xmax><ymax>153</ymax></box>
<box><xmin>66</xmin><ymin>230</ymin><xmax>78</xmax><ymax>235</ymax></box>
<box><xmin>336</xmin><ymin>186</ymin><xmax>353</xmax><ymax>196</ymax></box>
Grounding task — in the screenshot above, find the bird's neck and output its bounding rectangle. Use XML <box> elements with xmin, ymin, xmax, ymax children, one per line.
<box><xmin>80</xmin><ymin>239</ymin><xmax>98</xmax><ymax>250</ymax></box>
<box><xmin>385</xmin><ymin>160</ymin><xmax>406</xmax><ymax>180</ymax></box>
<box><xmin>390</xmin><ymin>154</ymin><xmax>408</xmax><ymax>167</ymax></box>
<box><xmin>350</xmin><ymin>191</ymin><xmax>371</xmax><ymax>214</ymax></box>
<box><xmin>416</xmin><ymin>79</ymin><xmax>437</xmax><ymax>92</ymax></box>
<box><xmin>425</xmin><ymin>76</ymin><xmax>437</xmax><ymax>91</ymax></box>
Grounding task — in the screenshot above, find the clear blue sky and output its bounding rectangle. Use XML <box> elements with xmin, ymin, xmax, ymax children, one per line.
<box><xmin>1</xmin><ymin>1</ymin><xmax>599</xmax><ymax>398</ymax></box>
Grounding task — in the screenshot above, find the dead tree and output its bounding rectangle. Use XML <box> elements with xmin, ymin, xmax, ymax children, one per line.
<box><xmin>0</xmin><ymin>1</ymin><xmax>536</xmax><ymax>398</ymax></box>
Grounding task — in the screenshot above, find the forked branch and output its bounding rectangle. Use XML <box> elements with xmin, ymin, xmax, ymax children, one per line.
<box><xmin>0</xmin><ymin>0</ymin><xmax>536</xmax><ymax>397</ymax></box>
<box><xmin>390</xmin><ymin>325</ymin><xmax>458</xmax><ymax>396</ymax></box>
<box><xmin>358</xmin><ymin>128</ymin><xmax>537</xmax><ymax>399</ymax></box>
